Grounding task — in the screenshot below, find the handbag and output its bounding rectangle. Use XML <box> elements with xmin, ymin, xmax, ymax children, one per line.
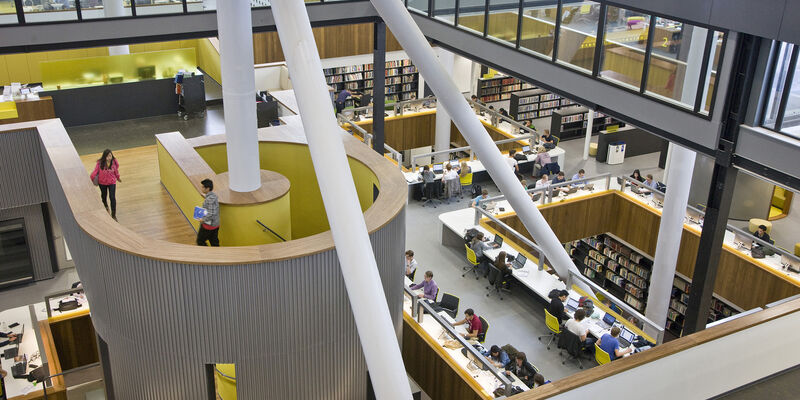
<box><xmin>92</xmin><ymin>173</ymin><xmax>99</xmax><ymax>186</ymax></box>
<box><xmin>751</xmin><ymin>246</ymin><xmax>766</xmax><ymax>259</ymax></box>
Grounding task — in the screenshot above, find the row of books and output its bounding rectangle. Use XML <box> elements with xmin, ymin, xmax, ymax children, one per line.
<box><xmin>323</xmin><ymin>59</ymin><xmax>414</xmax><ymax>75</ymax></box>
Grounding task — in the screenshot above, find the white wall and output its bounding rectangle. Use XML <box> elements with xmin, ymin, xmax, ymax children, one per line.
<box><xmin>548</xmin><ymin>311</ymin><xmax>800</xmax><ymax>399</ymax></box>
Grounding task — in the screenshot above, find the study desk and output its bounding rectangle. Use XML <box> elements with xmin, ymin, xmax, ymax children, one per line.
<box><xmin>0</xmin><ymin>306</ymin><xmax>44</xmax><ymax>398</ymax></box>
<box><xmin>402</xmin><ymin>282</ymin><xmax>531</xmax><ymax>398</ymax></box>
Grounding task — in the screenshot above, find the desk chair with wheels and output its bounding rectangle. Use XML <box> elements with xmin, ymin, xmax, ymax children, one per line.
<box><xmin>422</xmin><ymin>180</ymin><xmax>442</xmax><ymax>207</ymax></box>
<box><xmin>485</xmin><ymin>266</ymin><xmax>511</xmax><ymax>300</ymax></box>
<box><xmin>459</xmin><ymin>173</ymin><xmax>473</xmax><ymax>198</ymax></box>
<box><xmin>537</xmin><ymin>309</ymin><xmax>561</xmax><ymax>350</ymax></box>
<box><xmin>595</xmin><ymin>343</ymin><xmax>611</xmax><ymax>365</ymax></box>
<box><xmin>558</xmin><ymin>329</ymin><xmax>584</xmax><ymax>369</ymax></box>
<box><xmin>477</xmin><ymin>316</ymin><xmax>489</xmax><ymax>343</ymax></box>
<box><xmin>437</xmin><ymin>293</ymin><xmax>460</xmax><ymax>319</ymax></box>
<box><xmin>462</xmin><ymin>244</ymin><xmax>481</xmax><ymax>279</ymax></box>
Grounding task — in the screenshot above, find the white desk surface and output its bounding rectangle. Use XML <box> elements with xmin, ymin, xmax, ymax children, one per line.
<box><xmin>438</xmin><ymin>197</ymin><xmax>653</xmax><ymax>345</ymax></box>
<box><xmin>0</xmin><ymin>305</ymin><xmax>42</xmax><ymax>398</ymax></box>
<box><xmin>33</xmin><ymin>294</ymin><xmax>90</xmax><ymax>322</ymax></box>
<box><xmin>616</xmin><ymin>186</ymin><xmax>800</xmax><ymax>285</ymax></box>
<box><xmin>402</xmin><ymin>289</ymin><xmax>530</xmax><ymax>395</ymax></box>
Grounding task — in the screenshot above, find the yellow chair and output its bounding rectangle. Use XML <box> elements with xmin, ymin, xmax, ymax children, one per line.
<box><xmin>459</xmin><ymin>172</ymin><xmax>473</xmax><ymax>198</ymax></box>
<box><xmin>537</xmin><ymin>308</ymin><xmax>561</xmax><ymax>350</ymax></box>
<box><xmin>595</xmin><ymin>343</ymin><xmax>612</xmax><ymax>365</ymax></box>
<box><xmin>588</xmin><ymin>142</ymin><xmax>598</xmax><ymax>157</ymax></box>
<box><xmin>748</xmin><ymin>218</ymin><xmax>772</xmax><ymax>234</ymax></box>
<box><xmin>462</xmin><ymin>244</ymin><xmax>481</xmax><ymax>279</ymax></box>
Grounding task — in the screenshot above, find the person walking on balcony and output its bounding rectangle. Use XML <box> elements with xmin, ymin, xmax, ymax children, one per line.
<box><xmin>90</xmin><ymin>149</ymin><xmax>121</xmax><ymax>221</ymax></box>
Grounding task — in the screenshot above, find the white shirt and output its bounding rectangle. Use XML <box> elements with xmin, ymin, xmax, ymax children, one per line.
<box><xmin>505</xmin><ymin>156</ymin><xmax>518</xmax><ymax>171</ymax></box>
<box><xmin>443</xmin><ymin>169</ymin><xmax>459</xmax><ymax>181</ymax></box>
<box><xmin>565</xmin><ymin>318</ymin><xmax>589</xmax><ymax>338</ymax></box>
<box><xmin>535</xmin><ymin>179</ymin><xmax>550</xmax><ymax>189</ymax></box>
<box><xmin>406</xmin><ymin>258</ymin><xmax>418</xmax><ymax>275</ymax></box>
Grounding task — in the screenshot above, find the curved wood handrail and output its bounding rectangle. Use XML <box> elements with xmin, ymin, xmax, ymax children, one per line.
<box><xmin>21</xmin><ymin>118</ymin><xmax>406</xmax><ymax>265</ymax></box>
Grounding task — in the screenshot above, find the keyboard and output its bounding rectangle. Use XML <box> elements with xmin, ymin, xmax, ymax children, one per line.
<box><xmin>11</xmin><ymin>362</ymin><xmax>27</xmax><ymax>378</ymax></box>
<box><xmin>4</xmin><ymin>346</ymin><xmax>18</xmax><ymax>359</ymax></box>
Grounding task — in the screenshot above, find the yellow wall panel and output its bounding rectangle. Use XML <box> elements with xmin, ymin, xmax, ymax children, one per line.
<box><xmin>0</xmin><ymin>57</ymin><xmax>10</xmax><ymax>86</ymax></box>
<box><xmin>5</xmin><ymin>54</ymin><xmax>31</xmax><ymax>84</ymax></box>
<box><xmin>26</xmin><ymin>52</ymin><xmax>49</xmax><ymax>83</ymax></box>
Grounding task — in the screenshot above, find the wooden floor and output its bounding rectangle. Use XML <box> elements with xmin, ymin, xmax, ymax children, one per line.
<box><xmin>80</xmin><ymin>145</ymin><xmax>198</xmax><ymax>245</ymax></box>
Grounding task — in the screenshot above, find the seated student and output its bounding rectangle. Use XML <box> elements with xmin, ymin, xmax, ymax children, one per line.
<box><xmin>547</xmin><ymin>289</ymin><xmax>570</xmax><ymax>324</ymax></box>
<box><xmin>405</xmin><ymin>250</ymin><xmax>418</xmax><ymax>279</ymax></box>
<box><xmin>0</xmin><ymin>331</ymin><xmax>18</xmax><ymax>347</ymax></box>
<box><xmin>504</xmin><ymin>352</ymin><xmax>536</xmax><ymax>386</ymax></box>
<box><xmin>535</xmin><ymin>173</ymin><xmax>550</xmax><ymax>189</ymax></box>
<box><xmin>551</xmin><ymin>171</ymin><xmax>566</xmax><ymax>185</ymax></box>
<box><xmin>442</xmin><ymin>163</ymin><xmax>461</xmax><ymax>200</ymax></box>
<box><xmin>540</xmin><ymin>130</ymin><xmax>556</xmax><ymax>149</ymax></box>
<box><xmin>533</xmin><ymin>147</ymin><xmax>553</xmax><ymax>174</ymax></box>
<box><xmin>410</xmin><ymin>271</ymin><xmax>439</xmax><ymax>301</ymax></box>
<box><xmin>602</xmin><ymin>299</ymin><xmax>621</xmax><ymax>315</ymax></box>
<box><xmin>499</xmin><ymin>108</ymin><xmax>510</xmax><ymax>117</ymax></box>
<box><xmin>506</xmin><ymin>150</ymin><xmax>521</xmax><ymax>178</ymax></box>
<box><xmin>571</xmin><ymin>169</ymin><xmax>586</xmax><ymax>187</ymax></box>
<box><xmin>532</xmin><ymin>373</ymin><xmax>551</xmax><ymax>387</ymax></box>
<box><xmin>420</xmin><ymin>165</ymin><xmax>435</xmax><ymax>183</ymax></box>
<box><xmin>753</xmin><ymin>224</ymin><xmax>771</xmax><ymax>245</ymax></box>
<box><xmin>484</xmin><ymin>345</ymin><xmax>511</xmax><ymax>368</ymax></box>
<box><xmin>470</xmin><ymin>232</ymin><xmax>493</xmax><ymax>265</ymax></box>
<box><xmin>565</xmin><ymin>308</ymin><xmax>596</xmax><ymax>352</ymax></box>
<box><xmin>493</xmin><ymin>251</ymin><xmax>513</xmax><ymax>283</ymax></box>
<box><xmin>453</xmin><ymin>308</ymin><xmax>482</xmax><ymax>340</ymax></box>
<box><xmin>597</xmin><ymin>326</ymin><xmax>633</xmax><ymax>361</ymax></box>
<box><xmin>471</xmin><ymin>189</ymin><xmax>490</xmax><ymax>208</ymax></box>
<box><xmin>644</xmin><ymin>174</ymin><xmax>659</xmax><ymax>190</ymax></box>
<box><xmin>630</xmin><ymin>169</ymin><xmax>644</xmax><ymax>182</ymax></box>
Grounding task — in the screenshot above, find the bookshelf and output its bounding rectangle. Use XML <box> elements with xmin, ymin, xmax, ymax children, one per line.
<box><xmin>508</xmin><ymin>88</ymin><xmax>579</xmax><ymax>122</ymax></box>
<box><xmin>549</xmin><ymin>106</ymin><xmax>625</xmax><ymax>141</ymax></box>
<box><xmin>566</xmin><ymin>233</ymin><xmax>653</xmax><ymax>313</ymax></box>
<box><xmin>665</xmin><ymin>273</ymin><xmax>741</xmax><ymax>338</ymax></box>
<box><xmin>324</xmin><ymin>59</ymin><xmax>419</xmax><ymax>108</ymax></box>
<box><xmin>476</xmin><ymin>75</ymin><xmax>535</xmax><ymax>103</ymax></box>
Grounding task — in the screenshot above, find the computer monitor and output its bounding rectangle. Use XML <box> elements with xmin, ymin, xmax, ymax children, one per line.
<box><xmin>464</xmin><ymin>349</ymin><xmax>490</xmax><ymax>371</ymax></box>
<box><xmin>782</xmin><ymin>254</ymin><xmax>800</xmax><ymax>273</ymax></box>
<box><xmin>566</xmin><ymin>298</ymin><xmax>579</xmax><ymax>310</ymax></box>
<box><xmin>522</xmin><ymin>145</ymin><xmax>530</xmax><ymax>153</ymax></box>
<box><xmin>492</xmin><ymin>235</ymin><xmax>503</xmax><ymax>247</ymax></box>
<box><xmin>514</xmin><ymin>253</ymin><xmax>527</xmax><ymax>267</ymax></box>
<box><xmin>449</xmin><ymin>159</ymin><xmax>459</xmax><ymax>167</ymax></box>
<box><xmin>602</xmin><ymin>313</ymin><xmax>616</xmax><ymax>326</ymax></box>
<box><xmin>432</xmin><ymin>163</ymin><xmax>443</xmax><ymax>174</ymax></box>
<box><xmin>733</xmin><ymin>232</ymin><xmax>752</xmax><ymax>251</ymax></box>
<box><xmin>620</xmin><ymin>327</ymin><xmax>636</xmax><ymax>342</ymax></box>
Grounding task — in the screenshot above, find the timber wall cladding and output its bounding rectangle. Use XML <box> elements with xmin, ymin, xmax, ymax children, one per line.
<box><xmin>253</xmin><ymin>23</ymin><xmax>403</xmax><ymax>63</ymax></box>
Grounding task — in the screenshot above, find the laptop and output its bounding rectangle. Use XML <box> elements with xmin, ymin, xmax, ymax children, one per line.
<box><xmin>512</xmin><ymin>253</ymin><xmax>527</xmax><ymax>269</ymax></box>
<box><xmin>490</xmin><ymin>235</ymin><xmax>503</xmax><ymax>249</ymax></box>
<box><xmin>432</xmin><ymin>163</ymin><xmax>443</xmax><ymax>174</ymax></box>
<box><xmin>522</xmin><ymin>145</ymin><xmax>533</xmax><ymax>155</ymax></box>
<box><xmin>630</xmin><ymin>185</ymin><xmax>643</xmax><ymax>194</ymax></box>
<box><xmin>449</xmin><ymin>159</ymin><xmax>459</xmax><ymax>168</ymax></box>
<box><xmin>601</xmin><ymin>313</ymin><xmax>616</xmax><ymax>329</ymax></box>
<box><xmin>566</xmin><ymin>297</ymin><xmax>579</xmax><ymax>312</ymax></box>
<box><xmin>618</xmin><ymin>327</ymin><xmax>636</xmax><ymax>348</ymax></box>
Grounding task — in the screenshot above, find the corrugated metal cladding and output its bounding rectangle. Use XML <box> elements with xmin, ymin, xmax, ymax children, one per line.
<box><xmin>42</xmin><ymin>147</ymin><xmax>407</xmax><ymax>399</ymax></box>
<box><xmin>0</xmin><ymin>204</ymin><xmax>54</xmax><ymax>280</ymax></box>
<box><xmin>0</xmin><ymin>128</ymin><xmax>48</xmax><ymax>209</ymax></box>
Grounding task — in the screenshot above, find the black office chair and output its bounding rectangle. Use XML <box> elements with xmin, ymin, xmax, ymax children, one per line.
<box><xmin>436</xmin><ymin>293</ymin><xmax>460</xmax><ymax>319</ymax></box>
<box><xmin>485</xmin><ymin>266</ymin><xmax>511</xmax><ymax>300</ymax></box>
<box><xmin>478</xmin><ymin>316</ymin><xmax>489</xmax><ymax>343</ymax></box>
<box><xmin>557</xmin><ymin>329</ymin><xmax>585</xmax><ymax>369</ymax></box>
<box><xmin>406</xmin><ymin>269</ymin><xmax>416</xmax><ymax>282</ymax></box>
<box><xmin>422</xmin><ymin>180</ymin><xmax>442</xmax><ymax>208</ymax></box>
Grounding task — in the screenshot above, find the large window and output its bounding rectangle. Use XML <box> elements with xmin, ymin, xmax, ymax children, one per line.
<box><xmin>762</xmin><ymin>42</ymin><xmax>800</xmax><ymax>140</ymax></box>
<box><xmin>556</xmin><ymin>1</ymin><xmax>599</xmax><ymax>72</ymax></box>
<box><xmin>599</xmin><ymin>6</ymin><xmax>650</xmax><ymax>90</ymax></box>
<box><xmin>519</xmin><ymin>0</ymin><xmax>557</xmax><ymax>59</ymax></box>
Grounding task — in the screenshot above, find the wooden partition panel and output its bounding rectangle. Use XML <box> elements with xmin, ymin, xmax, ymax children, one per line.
<box><xmin>402</xmin><ymin>315</ymin><xmax>487</xmax><ymax>400</ymax></box>
<box><xmin>484</xmin><ymin>192</ymin><xmax>800</xmax><ymax>311</ymax></box>
<box><xmin>48</xmin><ymin>314</ymin><xmax>100</xmax><ymax>371</ymax></box>
<box><xmin>449</xmin><ymin>121</ymin><xmax>519</xmax><ymax>152</ymax></box>
<box><xmin>0</xmin><ymin>97</ymin><xmax>56</xmax><ymax>125</ymax></box>
<box><xmin>253</xmin><ymin>23</ymin><xmax>402</xmax><ymax>64</ymax></box>
<box><xmin>356</xmin><ymin>111</ymin><xmax>436</xmax><ymax>151</ymax></box>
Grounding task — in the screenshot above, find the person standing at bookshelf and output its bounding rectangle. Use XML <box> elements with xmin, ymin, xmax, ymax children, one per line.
<box><xmin>195</xmin><ymin>179</ymin><xmax>220</xmax><ymax>247</ymax></box>
<box><xmin>335</xmin><ymin>89</ymin><xmax>351</xmax><ymax>115</ymax></box>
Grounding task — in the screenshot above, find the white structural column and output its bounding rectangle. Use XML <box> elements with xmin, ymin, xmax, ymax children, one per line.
<box><xmin>370</xmin><ymin>0</ymin><xmax>591</xmax><ymax>294</ymax></box>
<box><xmin>269</xmin><ymin>2</ymin><xmax>412</xmax><ymax>400</ymax></box>
<box><xmin>216</xmin><ymin>1</ymin><xmax>261</xmax><ymax>192</ymax></box>
<box><xmin>434</xmin><ymin>48</ymin><xmax>454</xmax><ymax>163</ymax></box>
<box><xmin>583</xmin><ymin>109</ymin><xmax>594</xmax><ymax>160</ymax></box>
<box><xmin>103</xmin><ymin>0</ymin><xmax>129</xmax><ymax>55</ymax></box>
<box><xmin>644</xmin><ymin>144</ymin><xmax>696</xmax><ymax>342</ymax></box>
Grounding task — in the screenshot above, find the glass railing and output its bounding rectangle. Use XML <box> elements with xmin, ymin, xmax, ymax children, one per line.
<box><xmin>408</xmin><ymin>0</ymin><xmax>726</xmax><ymax>116</ymax></box>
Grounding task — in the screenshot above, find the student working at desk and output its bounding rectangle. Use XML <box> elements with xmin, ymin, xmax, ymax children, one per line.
<box><xmin>540</xmin><ymin>130</ymin><xmax>555</xmax><ymax>149</ymax></box>
<box><xmin>485</xmin><ymin>345</ymin><xmax>511</xmax><ymax>368</ymax></box>
<box><xmin>644</xmin><ymin>174</ymin><xmax>659</xmax><ymax>190</ymax></box>
<box><xmin>548</xmin><ymin>290</ymin><xmax>570</xmax><ymax>324</ymax></box>
<box><xmin>565</xmin><ymin>308</ymin><xmax>595</xmax><ymax>353</ymax></box>
<box><xmin>405</xmin><ymin>250</ymin><xmax>418</xmax><ymax>279</ymax></box>
<box><xmin>0</xmin><ymin>330</ymin><xmax>18</xmax><ymax>347</ymax></box>
<box><xmin>409</xmin><ymin>271</ymin><xmax>438</xmax><ymax>301</ymax></box>
<box><xmin>452</xmin><ymin>308</ymin><xmax>482</xmax><ymax>340</ymax></box>
<box><xmin>597</xmin><ymin>326</ymin><xmax>633</xmax><ymax>361</ymax></box>
<box><xmin>535</xmin><ymin>174</ymin><xmax>550</xmax><ymax>189</ymax></box>
<box><xmin>470</xmin><ymin>232</ymin><xmax>493</xmax><ymax>266</ymax></box>
<box><xmin>471</xmin><ymin>189</ymin><xmax>490</xmax><ymax>208</ymax></box>
<box><xmin>753</xmin><ymin>224</ymin><xmax>772</xmax><ymax>245</ymax></box>
<box><xmin>493</xmin><ymin>251</ymin><xmax>513</xmax><ymax>284</ymax></box>
<box><xmin>504</xmin><ymin>352</ymin><xmax>536</xmax><ymax>387</ymax></box>
<box><xmin>506</xmin><ymin>150</ymin><xmax>521</xmax><ymax>178</ymax></box>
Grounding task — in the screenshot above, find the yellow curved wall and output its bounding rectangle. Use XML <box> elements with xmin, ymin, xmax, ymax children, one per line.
<box><xmin>215</xmin><ymin>364</ymin><xmax>237</xmax><ymax>400</ymax></box>
<box><xmin>194</xmin><ymin>142</ymin><xmax>379</xmax><ymax>239</ymax></box>
<box><xmin>158</xmin><ymin>142</ymin><xmax>292</xmax><ymax>245</ymax></box>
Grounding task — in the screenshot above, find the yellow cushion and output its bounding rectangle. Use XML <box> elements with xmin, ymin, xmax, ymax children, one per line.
<box><xmin>748</xmin><ymin>218</ymin><xmax>772</xmax><ymax>234</ymax></box>
<box><xmin>589</xmin><ymin>142</ymin><xmax>598</xmax><ymax>157</ymax></box>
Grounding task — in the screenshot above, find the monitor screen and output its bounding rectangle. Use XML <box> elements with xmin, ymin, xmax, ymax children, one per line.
<box><xmin>567</xmin><ymin>298</ymin><xmax>579</xmax><ymax>310</ymax></box>
<box><xmin>450</xmin><ymin>159</ymin><xmax>459</xmax><ymax>167</ymax></box>
<box><xmin>734</xmin><ymin>233</ymin><xmax>752</xmax><ymax>250</ymax></box>
<box><xmin>493</xmin><ymin>235</ymin><xmax>503</xmax><ymax>246</ymax></box>
<box><xmin>620</xmin><ymin>328</ymin><xmax>635</xmax><ymax>343</ymax></box>
<box><xmin>515</xmin><ymin>253</ymin><xmax>527</xmax><ymax>266</ymax></box>
<box><xmin>432</xmin><ymin>163</ymin><xmax>443</xmax><ymax>173</ymax></box>
<box><xmin>522</xmin><ymin>145</ymin><xmax>530</xmax><ymax>152</ymax></box>
<box><xmin>602</xmin><ymin>313</ymin><xmax>616</xmax><ymax>326</ymax></box>
<box><xmin>782</xmin><ymin>254</ymin><xmax>800</xmax><ymax>272</ymax></box>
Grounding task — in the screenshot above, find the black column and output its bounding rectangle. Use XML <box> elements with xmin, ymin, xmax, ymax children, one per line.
<box><xmin>372</xmin><ymin>21</ymin><xmax>386</xmax><ymax>154</ymax></box>
<box><xmin>683</xmin><ymin>34</ymin><xmax>760</xmax><ymax>335</ymax></box>
<box><xmin>96</xmin><ymin>334</ymin><xmax>116</xmax><ymax>400</ymax></box>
